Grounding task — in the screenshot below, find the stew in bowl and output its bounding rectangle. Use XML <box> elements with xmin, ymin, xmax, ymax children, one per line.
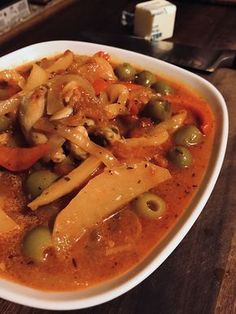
<box><xmin>0</xmin><ymin>41</ymin><xmax>228</xmax><ymax>310</ymax></box>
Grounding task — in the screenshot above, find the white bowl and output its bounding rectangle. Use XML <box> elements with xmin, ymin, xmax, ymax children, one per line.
<box><xmin>0</xmin><ymin>41</ymin><xmax>228</xmax><ymax>310</ymax></box>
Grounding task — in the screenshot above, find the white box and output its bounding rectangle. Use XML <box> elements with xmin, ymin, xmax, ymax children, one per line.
<box><xmin>134</xmin><ymin>0</ymin><xmax>176</xmax><ymax>41</ymax></box>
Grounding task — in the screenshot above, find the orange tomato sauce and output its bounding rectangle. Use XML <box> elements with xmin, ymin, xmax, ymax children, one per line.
<box><xmin>0</xmin><ymin>53</ymin><xmax>215</xmax><ymax>291</ymax></box>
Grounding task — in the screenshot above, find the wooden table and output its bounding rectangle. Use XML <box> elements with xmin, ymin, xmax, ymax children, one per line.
<box><xmin>0</xmin><ymin>1</ymin><xmax>235</xmax><ymax>313</ymax></box>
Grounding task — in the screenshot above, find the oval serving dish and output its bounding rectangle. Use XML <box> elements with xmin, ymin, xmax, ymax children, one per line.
<box><xmin>0</xmin><ymin>41</ymin><xmax>228</xmax><ymax>310</ymax></box>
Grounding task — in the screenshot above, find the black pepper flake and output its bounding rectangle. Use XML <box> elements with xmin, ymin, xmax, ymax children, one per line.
<box><xmin>145</xmin><ymin>164</ymin><xmax>148</xmax><ymax>168</ymax></box>
<box><xmin>72</xmin><ymin>258</ymin><xmax>77</xmax><ymax>268</ymax></box>
<box><xmin>137</xmin><ymin>180</ymin><xmax>141</xmax><ymax>184</ymax></box>
<box><xmin>192</xmin><ymin>184</ymin><xmax>198</xmax><ymax>188</ymax></box>
<box><xmin>192</xmin><ymin>173</ymin><xmax>196</xmax><ymax>177</ymax></box>
<box><xmin>64</xmin><ymin>176</ymin><xmax>70</xmax><ymax>182</ymax></box>
<box><xmin>54</xmin><ymin>126</ymin><xmax>58</xmax><ymax>131</ymax></box>
<box><xmin>127</xmin><ymin>166</ymin><xmax>134</xmax><ymax>170</ymax></box>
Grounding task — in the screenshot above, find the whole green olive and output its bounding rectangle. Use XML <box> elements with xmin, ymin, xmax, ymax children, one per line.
<box><xmin>133</xmin><ymin>192</ymin><xmax>166</xmax><ymax>219</ymax></box>
<box><xmin>114</xmin><ymin>63</ymin><xmax>136</xmax><ymax>81</ymax></box>
<box><xmin>23</xmin><ymin>226</ymin><xmax>52</xmax><ymax>263</ymax></box>
<box><xmin>25</xmin><ymin>170</ymin><xmax>59</xmax><ymax>199</ymax></box>
<box><xmin>135</xmin><ymin>70</ymin><xmax>157</xmax><ymax>87</ymax></box>
<box><xmin>143</xmin><ymin>98</ymin><xmax>172</xmax><ymax>122</ymax></box>
<box><xmin>152</xmin><ymin>81</ymin><xmax>174</xmax><ymax>95</ymax></box>
<box><xmin>168</xmin><ymin>146</ymin><xmax>193</xmax><ymax>168</ymax></box>
<box><xmin>0</xmin><ymin>115</ymin><xmax>11</xmax><ymax>132</ymax></box>
<box><xmin>173</xmin><ymin>125</ymin><xmax>203</xmax><ymax>147</ymax></box>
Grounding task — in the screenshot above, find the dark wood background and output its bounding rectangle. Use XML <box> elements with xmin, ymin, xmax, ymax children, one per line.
<box><xmin>0</xmin><ymin>1</ymin><xmax>235</xmax><ymax>313</ymax></box>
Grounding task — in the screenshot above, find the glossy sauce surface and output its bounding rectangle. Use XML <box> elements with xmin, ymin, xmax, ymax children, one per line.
<box><xmin>0</xmin><ymin>52</ymin><xmax>215</xmax><ymax>291</ymax></box>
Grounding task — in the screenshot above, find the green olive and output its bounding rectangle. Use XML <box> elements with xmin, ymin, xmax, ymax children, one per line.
<box><xmin>168</xmin><ymin>146</ymin><xmax>193</xmax><ymax>168</ymax></box>
<box><xmin>0</xmin><ymin>115</ymin><xmax>11</xmax><ymax>132</ymax></box>
<box><xmin>23</xmin><ymin>226</ymin><xmax>52</xmax><ymax>263</ymax></box>
<box><xmin>114</xmin><ymin>63</ymin><xmax>136</xmax><ymax>81</ymax></box>
<box><xmin>173</xmin><ymin>125</ymin><xmax>203</xmax><ymax>147</ymax></box>
<box><xmin>143</xmin><ymin>98</ymin><xmax>172</xmax><ymax>122</ymax></box>
<box><xmin>25</xmin><ymin>170</ymin><xmax>58</xmax><ymax>199</ymax></box>
<box><xmin>152</xmin><ymin>81</ymin><xmax>174</xmax><ymax>95</ymax></box>
<box><xmin>133</xmin><ymin>192</ymin><xmax>166</xmax><ymax>219</ymax></box>
<box><xmin>135</xmin><ymin>70</ymin><xmax>157</xmax><ymax>87</ymax></box>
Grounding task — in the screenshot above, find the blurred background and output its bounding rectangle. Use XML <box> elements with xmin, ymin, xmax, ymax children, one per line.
<box><xmin>1</xmin><ymin>0</ymin><xmax>236</xmax><ymax>57</ymax></box>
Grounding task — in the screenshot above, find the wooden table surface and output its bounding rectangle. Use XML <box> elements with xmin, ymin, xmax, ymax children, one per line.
<box><xmin>0</xmin><ymin>1</ymin><xmax>235</xmax><ymax>313</ymax></box>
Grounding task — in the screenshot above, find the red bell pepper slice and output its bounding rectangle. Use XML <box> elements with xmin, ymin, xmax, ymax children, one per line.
<box><xmin>0</xmin><ymin>143</ymin><xmax>50</xmax><ymax>172</ymax></box>
<box><xmin>92</xmin><ymin>78</ymin><xmax>111</xmax><ymax>95</ymax></box>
